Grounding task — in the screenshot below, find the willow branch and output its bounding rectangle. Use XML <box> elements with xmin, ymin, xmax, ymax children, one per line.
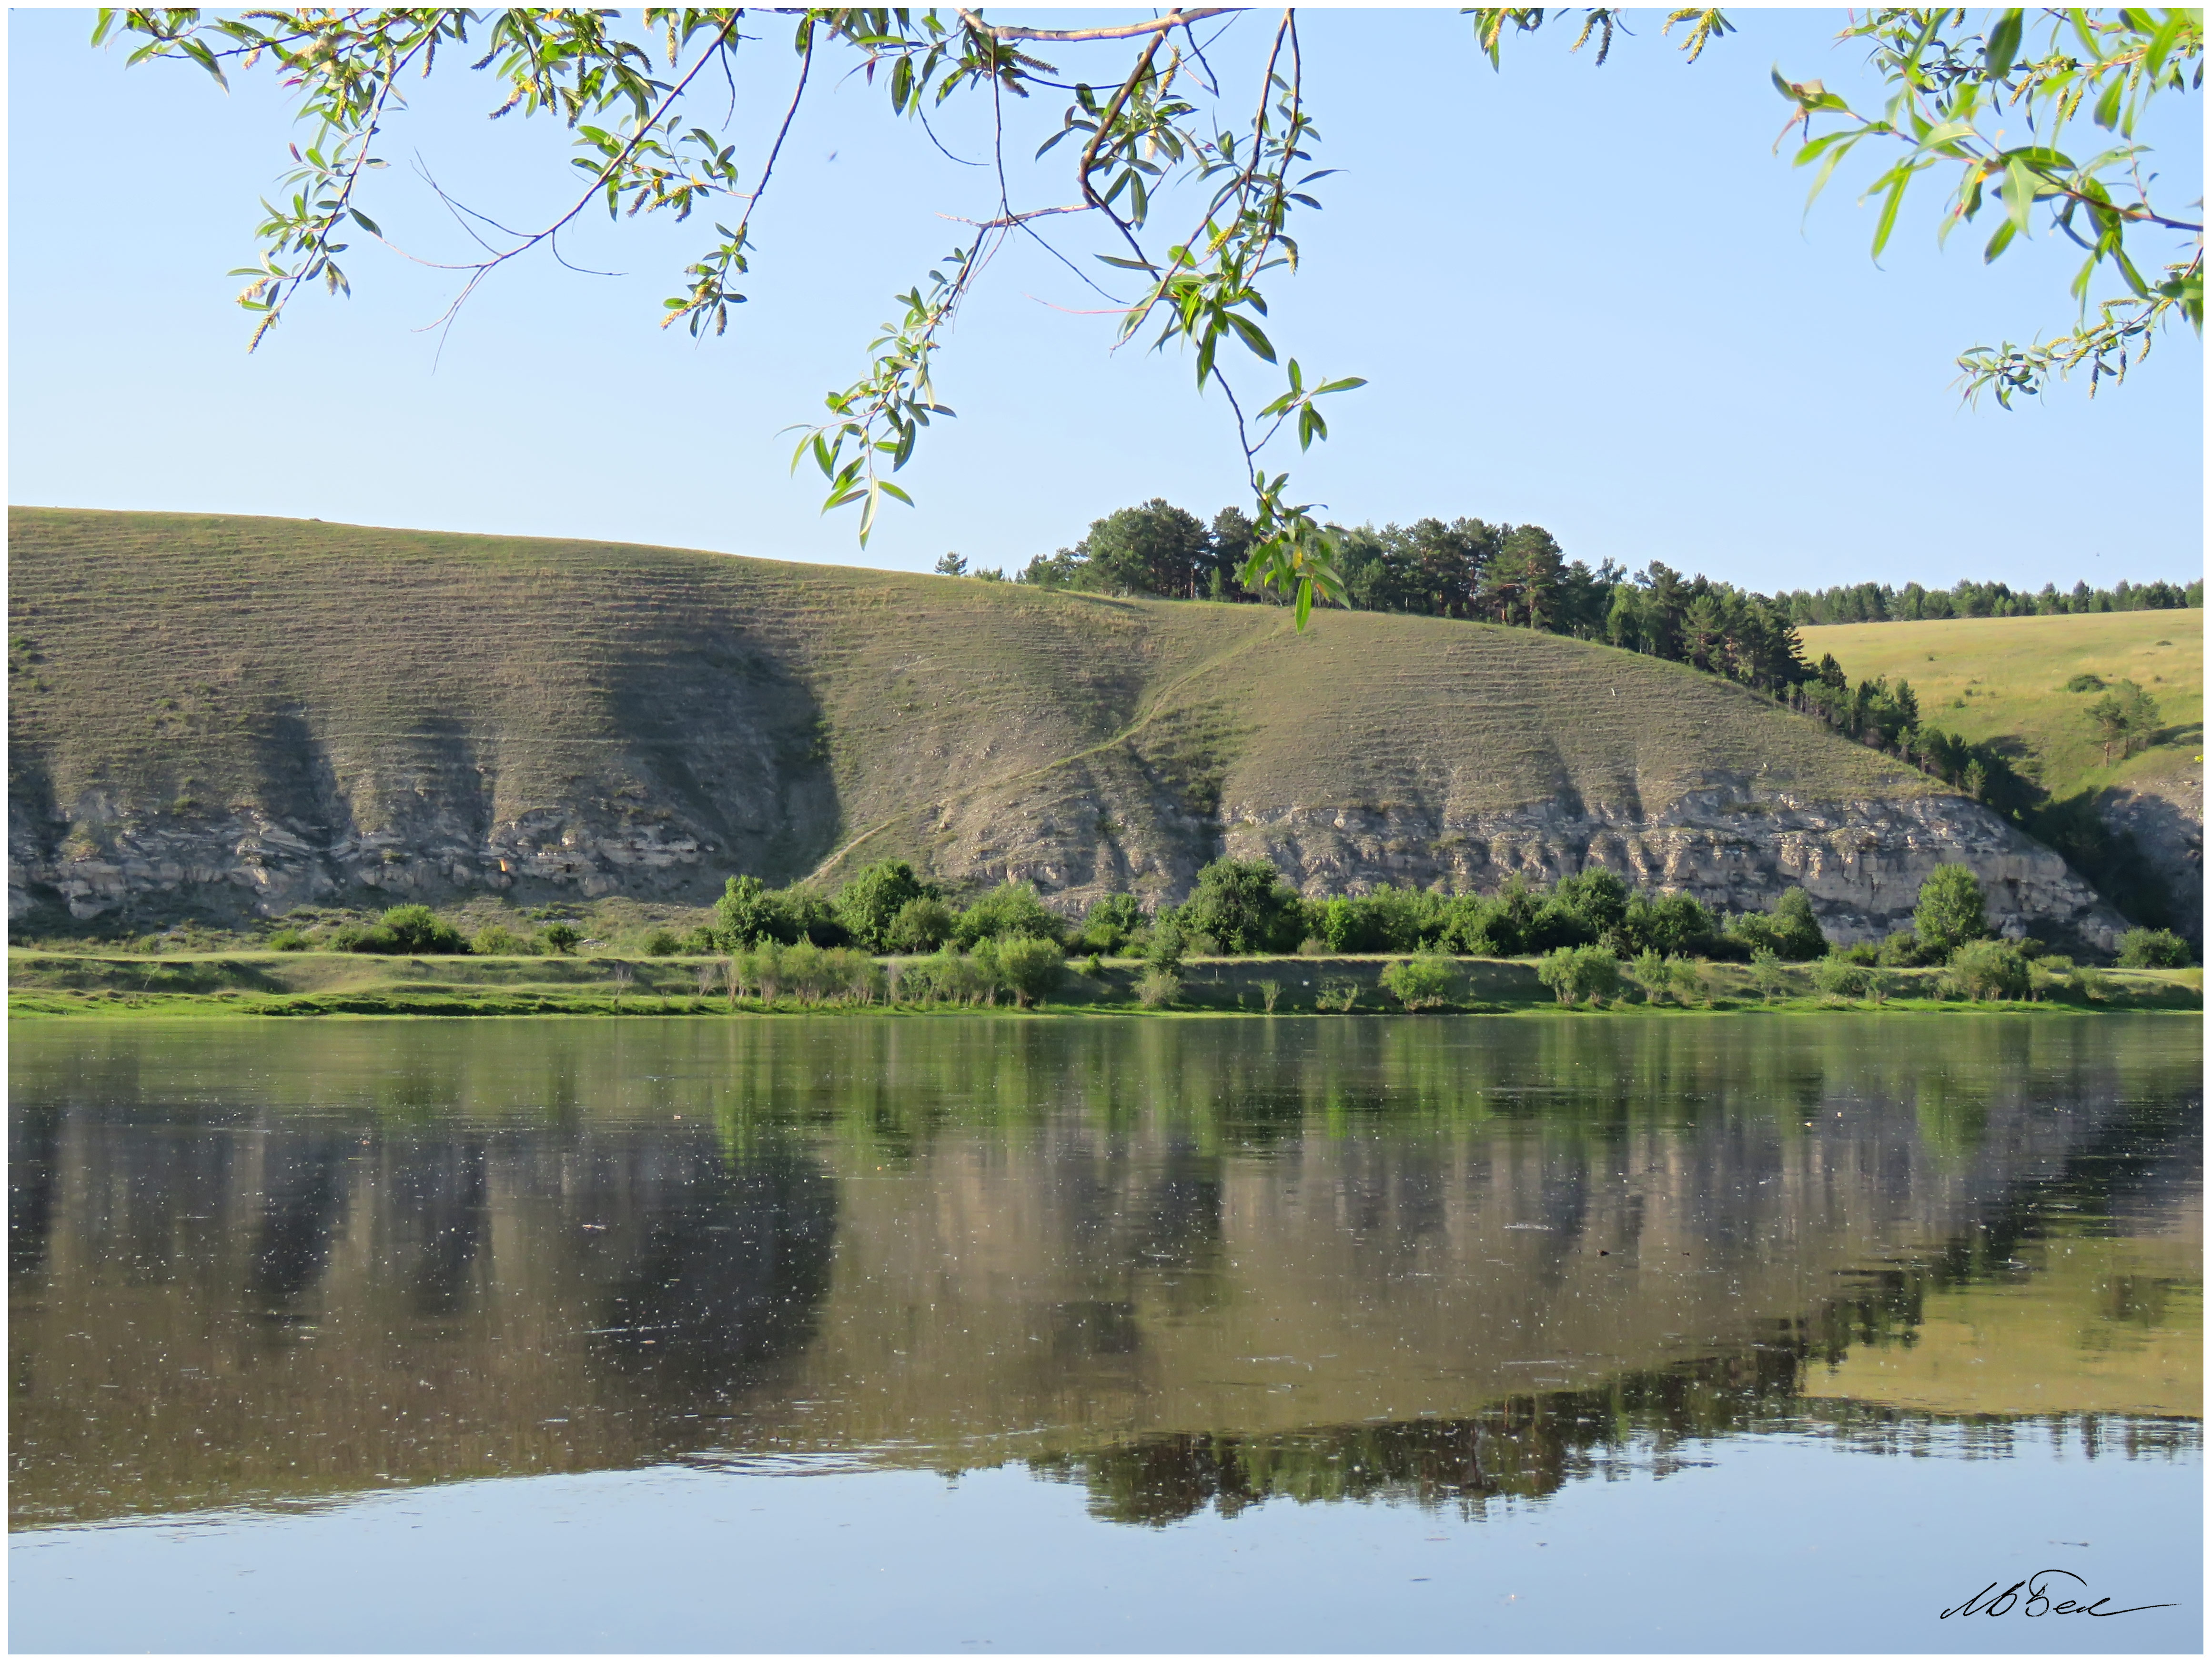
<box><xmin>955</xmin><ymin>9</ymin><xmax>1229</xmax><ymax>45</ymax></box>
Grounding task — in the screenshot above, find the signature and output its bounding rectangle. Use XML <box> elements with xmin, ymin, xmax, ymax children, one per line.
<box><xmin>1941</xmin><ymin>1568</ymin><xmax>2177</xmax><ymax>1620</ymax></box>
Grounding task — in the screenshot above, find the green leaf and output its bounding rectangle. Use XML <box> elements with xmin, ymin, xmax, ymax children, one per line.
<box><xmin>2002</xmin><ymin>154</ymin><xmax>2038</xmax><ymax>238</ymax></box>
<box><xmin>1869</xmin><ymin>171</ymin><xmax>1909</xmax><ymax>259</ymax></box>
<box><xmin>349</xmin><ymin>209</ymin><xmax>381</xmax><ymax>236</ymax></box>
<box><xmin>2093</xmin><ymin>73</ymin><xmax>2126</xmax><ymax>131</ymax></box>
<box><xmin>1224</xmin><ymin>312</ymin><xmax>1276</xmax><ymax>363</ymax></box>
<box><xmin>1983</xmin><ymin>10</ymin><xmax>2024</xmax><ymax>80</ymax></box>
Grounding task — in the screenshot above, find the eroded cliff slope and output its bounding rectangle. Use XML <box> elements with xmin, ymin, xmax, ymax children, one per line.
<box><xmin>8</xmin><ymin>510</ymin><xmax>2123</xmax><ymax>945</ymax></box>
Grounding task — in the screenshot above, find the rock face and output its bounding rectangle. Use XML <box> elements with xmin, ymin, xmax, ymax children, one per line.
<box><xmin>2096</xmin><ymin>764</ymin><xmax>2204</xmax><ymax>946</ymax></box>
<box><xmin>11</xmin><ymin>807</ymin><xmax>719</xmax><ymax>923</ymax></box>
<box><xmin>11</xmin><ymin>773</ymin><xmax>2125</xmax><ymax>952</ymax></box>
<box><xmin>1221</xmin><ymin>782</ymin><xmax>2126</xmax><ymax>949</ymax></box>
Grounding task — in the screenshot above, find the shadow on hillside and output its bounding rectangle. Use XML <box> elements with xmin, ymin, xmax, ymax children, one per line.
<box><xmin>601</xmin><ymin>625</ymin><xmax>840</xmax><ymax>892</ymax></box>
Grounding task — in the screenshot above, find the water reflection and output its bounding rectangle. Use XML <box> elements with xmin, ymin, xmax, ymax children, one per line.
<box><xmin>8</xmin><ymin>1016</ymin><xmax>2200</xmax><ymax>1531</ymax></box>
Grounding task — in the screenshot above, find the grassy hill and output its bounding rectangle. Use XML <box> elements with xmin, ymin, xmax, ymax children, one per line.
<box><xmin>6</xmin><ymin>508</ymin><xmax>2036</xmax><ymax>940</ymax></box>
<box><xmin>1806</xmin><ymin>610</ymin><xmax>2202</xmax><ymax>802</ymax></box>
<box><xmin>1808</xmin><ymin>611</ymin><xmax>2202</xmax><ymax>935</ymax></box>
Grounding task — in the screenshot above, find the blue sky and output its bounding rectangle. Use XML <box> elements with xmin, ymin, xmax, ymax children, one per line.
<box><xmin>9</xmin><ymin>7</ymin><xmax>2203</xmax><ymax>592</ymax></box>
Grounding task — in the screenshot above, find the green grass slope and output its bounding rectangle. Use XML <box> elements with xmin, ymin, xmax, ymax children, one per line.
<box><xmin>1807</xmin><ymin>610</ymin><xmax>2202</xmax><ymax>802</ymax></box>
<box><xmin>12</xmin><ymin>508</ymin><xmax>1937</xmax><ymax>925</ymax></box>
<box><xmin>1809</xmin><ymin>611</ymin><xmax>2202</xmax><ymax>936</ymax></box>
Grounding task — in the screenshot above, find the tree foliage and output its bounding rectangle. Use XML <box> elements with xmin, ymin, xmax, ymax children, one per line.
<box><xmin>1779</xmin><ymin>573</ymin><xmax>2201</xmax><ymax>623</ymax></box>
<box><xmin>1913</xmin><ymin>863</ymin><xmax>1989</xmax><ymax>956</ymax></box>
<box><xmin>2085</xmin><ymin>677</ymin><xmax>2161</xmax><ymax>762</ymax></box>
<box><xmin>834</xmin><ymin>858</ymin><xmax>931</xmax><ymax>952</ymax></box>
<box><xmin>1768</xmin><ymin>7</ymin><xmax>2202</xmax><ymax>405</ymax></box>
<box><xmin>1181</xmin><ymin>856</ymin><xmax>1307</xmax><ymax>954</ymax></box>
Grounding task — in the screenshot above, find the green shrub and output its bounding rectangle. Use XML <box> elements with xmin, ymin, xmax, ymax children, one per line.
<box><xmin>2116</xmin><ymin>927</ymin><xmax>2192</xmax><ymax>968</ymax></box>
<box><xmin>1182</xmin><ymin>857</ymin><xmax>1309</xmax><ymax>954</ymax></box>
<box><xmin>540</xmin><ymin>921</ymin><xmax>582</xmax><ymax>956</ymax></box>
<box><xmin>1297</xmin><ymin>936</ymin><xmax>1329</xmax><ymax>957</ymax></box>
<box><xmin>778</xmin><ymin>885</ymin><xmax>848</xmax><ymax>947</ymax></box>
<box><xmin>1770</xmin><ymin>888</ymin><xmax>1828</xmax><ymax>960</ymax></box>
<box><xmin>641</xmin><ymin>928</ymin><xmax>682</xmax><ymax>957</ymax></box>
<box><xmin>1536</xmin><ymin>945</ymin><xmax>1621</xmax><ymax>1007</ymax></box>
<box><xmin>2064</xmin><ymin>672</ymin><xmax>2105</xmax><ymax>693</ymax></box>
<box><xmin>1145</xmin><ymin>916</ymin><xmax>1187</xmax><ymax>972</ymax></box>
<box><xmin>1134</xmin><ymin>967</ymin><xmax>1182</xmax><ymax>1008</ymax></box>
<box><xmin>2030</xmin><ymin>955</ymin><xmax>2077</xmax><ymax>1001</ymax></box>
<box><xmin>1617</xmin><ymin>890</ymin><xmax>1720</xmax><ymax>960</ymax></box>
<box><xmin>1727</xmin><ymin>894</ymin><xmax>1821</xmax><ymax>961</ymax></box>
<box><xmin>1380</xmin><ymin>952</ymin><xmax>1455</xmax><ymax>1010</ymax></box>
<box><xmin>834</xmin><ymin>859</ymin><xmax>930</xmax><ymax>952</ymax></box>
<box><xmin>742</xmin><ymin>942</ymin><xmax>784</xmax><ymax>1001</ymax></box>
<box><xmin>783</xmin><ymin>940</ymin><xmax>828</xmax><ymax>1002</ymax></box>
<box><xmin>1834</xmin><ymin>940</ymin><xmax>1880</xmax><ymax>966</ymax></box>
<box><xmin>999</xmin><ymin>937</ymin><xmax>1066</xmax><ymax>1007</ymax></box>
<box><xmin>898</xmin><ymin>945</ymin><xmax>1005</xmax><ymax>1006</ymax></box>
<box><xmin>1073</xmin><ymin>893</ymin><xmax>1144</xmax><ymax>955</ymax></box>
<box><xmin>1628</xmin><ymin>947</ymin><xmax>1669</xmax><ymax>1004</ymax></box>
<box><xmin>471</xmin><ymin>924</ymin><xmax>525</xmax><ymax>956</ymax></box>
<box><xmin>1877</xmin><ymin>929</ymin><xmax>1936</xmax><ymax>968</ymax></box>
<box><xmin>266</xmin><ymin>927</ymin><xmax>312</xmax><ymax>952</ymax></box>
<box><xmin>1948</xmin><ymin>939</ymin><xmax>2030</xmax><ymax>1001</ymax></box>
<box><xmin>1811</xmin><ymin>954</ymin><xmax>1872</xmax><ymax>1000</ymax></box>
<box><xmin>1316</xmin><ymin>977</ymin><xmax>1360</xmax><ymax>1012</ymax></box>
<box><xmin>952</xmin><ymin>880</ymin><xmax>1064</xmax><ymax>948</ymax></box>
<box><xmin>375</xmin><ymin>905</ymin><xmax>469</xmax><ymax>954</ymax></box>
<box><xmin>823</xmin><ymin>947</ymin><xmax>887</xmax><ymax>1004</ymax></box>
<box><xmin>1913</xmin><ymin>866</ymin><xmax>1988</xmax><ymax>957</ymax></box>
<box><xmin>1666</xmin><ymin>957</ymin><xmax>1712</xmax><ymax>1006</ymax></box>
<box><xmin>1750</xmin><ymin>947</ymin><xmax>1791</xmax><ymax>1001</ymax></box>
<box><xmin>888</xmin><ymin>896</ymin><xmax>954</xmax><ymax>953</ymax></box>
<box><xmin>714</xmin><ymin>875</ymin><xmax>788</xmax><ymax>948</ymax></box>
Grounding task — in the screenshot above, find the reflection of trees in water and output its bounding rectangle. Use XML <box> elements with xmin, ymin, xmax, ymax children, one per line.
<box><xmin>248</xmin><ymin>1133</ymin><xmax>353</xmax><ymax>1319</ymax></box>
<box><xmin>9</xmin><ymin>1102</ymin><xmax>62</xmax><ymax>1285</ymax></box>
<box><xmin>384</xmin><ymin>1138</ymin><xmax>490</xmax><ymax>1319</ymax></box>
<box><xmin>1035</xmin><ymin>1338</ymin><xmax>2203</xmax><ymax>1528</ymax></box>
<box><xmin>589</xmin><ymin>1140</ymin><xmax>838</xmax><ymax>1402</ymax></box>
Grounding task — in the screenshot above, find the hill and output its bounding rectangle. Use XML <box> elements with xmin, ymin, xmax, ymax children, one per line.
<box><xmin>1808</xmin><ymin>611</ymin><xmax>2202</xmax><ymax>935</ymax></box>
<box><xmin>8</xmin><ymin>508</ymin><xmax>2120</xmax><ymax>946</ymax></box>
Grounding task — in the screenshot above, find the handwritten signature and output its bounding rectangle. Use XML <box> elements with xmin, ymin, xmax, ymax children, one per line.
<box><xmin>1942</xmin><ymin>1568</ymin><xmax>2177</xmax><ymax>1620</ymax></box>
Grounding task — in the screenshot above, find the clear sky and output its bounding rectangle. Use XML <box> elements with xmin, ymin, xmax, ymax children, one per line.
<box><xmin>9</xmin><ymin>6</ymin><xmax>2203</xmax><ymax>593</ymax></box>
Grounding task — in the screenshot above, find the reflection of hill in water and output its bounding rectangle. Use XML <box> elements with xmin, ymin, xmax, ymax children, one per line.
<box><xmin>8</xmin><ymin>1016</ymin><xmax>2200</xmax><ymax>1527</ymax></box>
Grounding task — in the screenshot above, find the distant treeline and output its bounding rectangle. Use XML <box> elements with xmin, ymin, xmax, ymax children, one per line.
<box><xmin>988</xmin><ymin>500</ymin><xmax>2198</xmax><ymax>700</ymax></box>
<box><xmin>991</xmin><ymin>497</ymin><xmax>2199</xmax><ymax>640</ymax></box>
<box><xmin>1781</xmin><ymin>576</ymin><xmax>2202</xmax><ymax>625</ymax></box>
<box><xmin>1000</xmin><ymin>499</ymin><xmax>1811</xmax><ymax>695</ymax></box>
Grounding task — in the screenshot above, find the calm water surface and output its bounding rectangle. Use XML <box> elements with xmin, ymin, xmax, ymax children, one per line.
<box><xmin>9</xmin><ymin>1015</ymin><xmax>2201</xmax><ymax>1652</ymax></box>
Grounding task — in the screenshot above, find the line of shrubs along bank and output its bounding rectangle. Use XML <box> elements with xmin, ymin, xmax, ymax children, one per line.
<box><xmin>249</xmin><ymin>858</ymin><xmax>2192</xmax><ymax>1009</ymax></box>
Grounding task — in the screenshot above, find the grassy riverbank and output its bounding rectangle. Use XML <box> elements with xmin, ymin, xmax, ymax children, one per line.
<box><xmin>9</xmin><ymin>949</ymin><xmax>2199</xmax><ymax>1018</ymax></box>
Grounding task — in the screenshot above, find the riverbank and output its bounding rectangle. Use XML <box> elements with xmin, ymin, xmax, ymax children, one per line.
<box><xmin>9</xmin><ymin>949</ymin><xmax>2200</xmax><ymax>1018</ymax></box>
